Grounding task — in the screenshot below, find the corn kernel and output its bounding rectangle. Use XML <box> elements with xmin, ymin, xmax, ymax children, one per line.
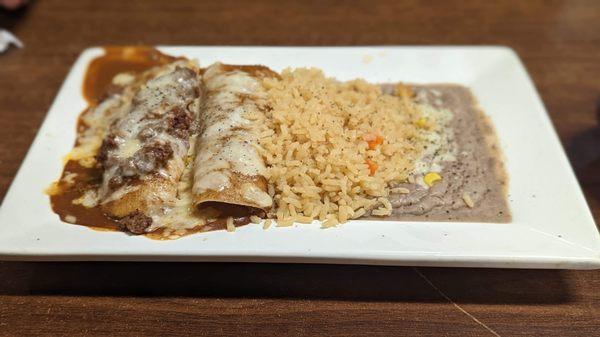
<box><xmin>415</xmin><ymin>118</ymin><xmax>429</xmax><ymax>129</ymax></box>
<box><xmin>423</xmin><ymin>172</ymin><xmax>442</xmax><ymax>187</ymax></box>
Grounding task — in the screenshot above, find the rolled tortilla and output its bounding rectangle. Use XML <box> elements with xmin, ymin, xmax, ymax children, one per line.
<box><xmin>97</xmin><ymin>62</ymin><xmax>200</xmax><ymax>233</ymax></box>
<box><xmin>192</xmin><ymin>63</ymin><xmax>274</xmax><ymax>212</ymax></box>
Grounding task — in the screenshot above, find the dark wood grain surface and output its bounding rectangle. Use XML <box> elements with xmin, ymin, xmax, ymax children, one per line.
<box><xmin>1</xmin><ymin>1</ymin><xmax>599</xmax><ymax>336</ymax></box>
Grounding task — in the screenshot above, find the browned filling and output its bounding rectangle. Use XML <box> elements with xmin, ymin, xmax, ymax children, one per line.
<box><xmin>119</xmin><ymin>211</ymin><xmax>153</xmax><ymax>234</ymax></box>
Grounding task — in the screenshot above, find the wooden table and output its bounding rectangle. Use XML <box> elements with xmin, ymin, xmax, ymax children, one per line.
<box><xmin>1</xmin><ymin>1</ymin><xmax>599</xmax><ymax>336</ymax></box>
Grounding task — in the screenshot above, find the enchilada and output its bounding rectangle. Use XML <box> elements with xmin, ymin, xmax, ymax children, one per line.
<box><xmin>192</xmin><ymin>63</ymin><xmax>275</xmax><ymax>216</ymax></box>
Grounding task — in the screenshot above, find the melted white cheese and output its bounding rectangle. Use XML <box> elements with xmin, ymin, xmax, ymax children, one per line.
<box><xmin>412</xmin><ymin>93</ymin><xmax>457</xmax><ymax>188</ymax></box>
<box><xmin>148</xmin><ymin>136</ymin><xmax>212</xmax><ymax>232</ymax></box>
<box><xmin>194</xmin><ymin>170</ymin><xmax>231</xmax><ymax>193</ymax></box>
<box><xmin>99</xmin><ymin>63</ymin><xmax>199</xmax><ymax>203</ymax></box>
<box><xmin>72</xmin><ymin>189</ymin><xmax>99</xmax><ymax>208</ymax></box>
<box><xmin>241</xmin><ymin>183</ymin><xmax>273</xmax><ymax>208</ymax></box>
<box><xmin>192</xmin><ymin>64</ymin><xmax>271</xmax><ymax>205</ymax></box>
<box><xmin>112</xmin><ymin>73</ymin><xmax>135</xmax><ymax>86</ymax></box>
<box><xmin>117</xmin><ymin>138</ymin><xmax>142</xmax><ymax>158</ymax></box>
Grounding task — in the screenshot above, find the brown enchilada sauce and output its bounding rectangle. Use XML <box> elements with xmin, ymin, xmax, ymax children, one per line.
<box><xmin>50</xmin><ymin>47</ymin><xmax>262</xmax><ymax>238</ymax></box>
<box><xmin>83</xmin><ymin>46</ymin><xmax>181</xmax><ymax>102</ymax></box>
<box><xmin>49</xmin><ymin>161</ymin><xmax>117</xmax><ymax>231</ymax></box>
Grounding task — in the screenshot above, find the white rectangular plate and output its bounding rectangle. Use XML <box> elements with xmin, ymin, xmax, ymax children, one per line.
<box><xmin>1</xmin><ymin>46</ymin><xmax>599</xmax><ymax>269</ymax></box>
